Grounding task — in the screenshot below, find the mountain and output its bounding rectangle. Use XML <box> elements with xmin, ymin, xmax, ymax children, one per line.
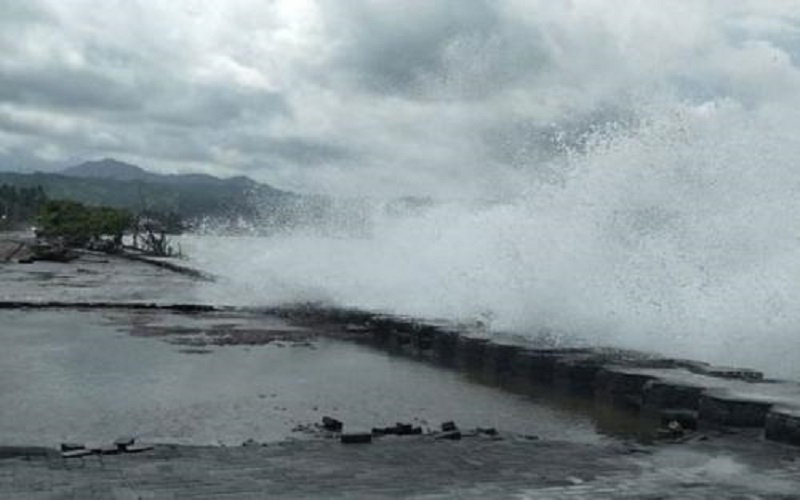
<box><xmin>62</xmin><ymin>158</ymin><xmax>153</xmax><ymax>182</ymax></box>
<box><xmin>0</xmin><ymin>159</ymin><xmax>296</xmax><ymax>227</ymax></box>
<box><xmin>62</xmin><ymin>158</ymin><xmax>277</xmax><ymax>191</ymax></box>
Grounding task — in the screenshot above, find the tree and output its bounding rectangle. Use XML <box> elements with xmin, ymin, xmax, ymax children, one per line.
<box><xmin>0</xmin><ymin>184</ymin><xmax>47</xmax><ymax>229</ymax></box>
<box><xmin>36</xmin><ymin>200</ymin><xmax>132</xmax><ymax>250</ymax></box>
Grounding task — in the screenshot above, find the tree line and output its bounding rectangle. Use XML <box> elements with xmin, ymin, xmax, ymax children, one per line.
<box><xmin>0</xmin><ymin>184</ymin><xmax>47</xmax><ymax>228</ymax></box>
<box><xmin>1</xmin><ymin>183</ymin><xmax>178</xmax><ymax>256</ymax></box>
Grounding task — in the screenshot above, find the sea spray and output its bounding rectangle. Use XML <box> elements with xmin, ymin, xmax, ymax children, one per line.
<box><xmin>186</xmin><ymin>99</ymin><xmax>800</xmax><ymax>378</ymax></box>
<box><xmin>185</xmin><ymin>1</ymin><xmax>800</xmax><ymax>377</ymax></box>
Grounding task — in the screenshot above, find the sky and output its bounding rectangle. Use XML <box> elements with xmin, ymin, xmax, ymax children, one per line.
<box><xmin>1</xmin><ymin>0</ymin><xmax>800</xmax><ymax>196</ymax></box>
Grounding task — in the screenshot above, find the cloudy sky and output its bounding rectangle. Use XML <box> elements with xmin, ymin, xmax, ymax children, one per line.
<box><xmin>1</xmin><ymin>0</ymin><xmax>800</xmax><ymax>195</ymax></box>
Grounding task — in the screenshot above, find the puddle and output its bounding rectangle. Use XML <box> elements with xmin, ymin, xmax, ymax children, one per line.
<box><xmin>0</xmin><ymin>309</ymin><xmax>645</xmax><ymax>447</ymax></box>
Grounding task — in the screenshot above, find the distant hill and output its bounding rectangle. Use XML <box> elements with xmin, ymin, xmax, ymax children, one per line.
<box><xmin>62</xmin><ymin>158</ymin><xmax>153</xmax><ymax>181</ymax></box>
<box><xmin>62</xmin><ymin>158</ymin><xmax>267</xmax><ymax>189</ymax></box>
<box><xmin>0</xmin><ymin>159</ymin><xmax>296</xmax><ymax>227</ymax></box>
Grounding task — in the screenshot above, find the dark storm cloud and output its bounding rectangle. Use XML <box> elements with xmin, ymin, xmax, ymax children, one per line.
<box><xmin>323</xmin><ymin>1</ymin><xmax>549</xmax><ymax>99</ymax></box>
<box><xmin>1</xmin><ymin>1</ymin><xmax>799</xmax><ymax>195</ymax></box>
<box><xmin>0</xmin><ymin>67</ymin><xmax>144</xmax><ymax>112</ymax></box>
<box><xmin>329</xmin><ymin>1</ymin><xmax>500</xmax><ymax>93</ymax></box>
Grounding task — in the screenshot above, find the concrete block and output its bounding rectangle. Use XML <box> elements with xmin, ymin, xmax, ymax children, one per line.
<box><xmin>441</xmin><ymin>421</ymin><xmax>458</xmax><ymax>432</ymax></box>
<box><xmin>554</xmin><ymin>357</ymin><xmax>603</xmax><ymax>393</ymax></box>
<box><xmin>690</xmin><ymin>365</ymin><xmax>764</xmax><ymax>382</ymax></box>
<box><xmin>124</xmin><ymin>444</ymin><xmax>154</xmax><ymax>453</ymax></box>
<box><xmin>372</xmin><ymin>424</ymin><xmax>422</xmax><ymax>436</ymax></box>
<box><xmin>412</xmin><ymin>325</ymin><xmax>437</xmax><ymax>354</ymax></box>
<box><xmin>435</xmin><ymin>430</ymin><xmax>462</xmax><ymax>440</ymax></box>
<box><xmin>61</xmin><ymin>449</ymin><xmax>94</xmax><ymax>459</ymax></box>
<box><xmin>518</xmin><ymin>349</ymin><xmax>590</xmax><ymax>385</ymax></box>
<box><xmin>388</xmin><ymin>329</ymin><xmax>416</xmax><ymax>356</ymax></box>
<box><xmin>341</xmin><ymin>432</ymin><xmax>372</xmax><ymax>444</ymax></box>
<box><xmin>765</xmin><ymin>408</ymin><xmax>800</xmax><ymax>446</ymax></box>
<box><xmin>699</xmin><ymin>392</ymin><xmax>773</xmax><ymax>427</ymax></box>
<box><xmin>508</xmin><ymin>349</ymin><xmax>537</xmax><ymax>379</ymax></box>
<box><xmin>322</xmin><ymin>416</ymin><xmax>343</xmax><ymax>432</ymax></box>
<box><xmin>455</xmin><ymin>337</ymin><xmax>489</xmax><ymax>370</ymax></box>
<box><xmin>369</xmin><ymin>317</ymin><xmax>396</xmax><ymax>344</ymax></box>
<box><xmin>60</xmin><ymin>443</ymin><xmax>85</xmax><ymax>452</ymax></box>
<box><xmin>432</xmin><ymin>329</ymin><xmax>459</xmax><ymax>364</ymax></box>
<box><xmin>595</xmin><ymin>368</ymin><xmax>658</xmax><ymax>409</ymax></box>
<box><xmin>516</xmin><ymin>350</ymin><xmax>561</xmax><ymax>384</ymax></box>
<box><xmin>484</xmin><ymin>343</ymin><xmax>521</xmax><ymax>378</ymax></box>
<box><xmin>643</xmin><ymin>380</ymin><xmax>705</xmax><ymax>411</ymax></box>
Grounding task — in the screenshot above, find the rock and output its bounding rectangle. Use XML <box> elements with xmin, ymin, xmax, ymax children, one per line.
<box><xmin>656</xmin><ymin>420</ymin><xmax>685</xmax><ymax>440</ymax></box>
<box><xmin>660</xmin><ymin>409</ymin><xmax>698</xmax><ymax>431</ymax></box>
<box><xmin>61</xmin><ymin>449</ymin><xmax>94</xmax><ymax>459</ymax></box>
<box><xmin>441</xmin><ymin>421</ymin><xmax>458</xmax><ymax>432</ymax></box>
<box><xmin>341</xmin><ymin>432</ymin><xmax>372</xmax><ymax>444</ymax></box>
<box><xmin>435</xmin><ymin>430</ymin><xmax>462</xmax><ymax>440</ymax></box>
<box><xmin>114</xmin><ymin>436</ymin><xmax>135</xmax><ymax>451</ymax></box>
<box><xmin>322</xmin><ymin>416</ymin><xmax>343</xmax><ymax>432</ymax></box>
<box><xmin>394</xmin><ymin>423</ymin><xmax>421</xmax><ymax>435</ymax></box>
<box><xmin>94</xmin><ymin>445</ymin><xmax>120</xmax><ymax>455</ymax></box>
<box><xmin>124</xmin><ymin>444</ymin><xmax>154</xmax><ymax>453</ymax></box>
<box><xmin>60</xmin><ymin>443</ymin><xmax>85</xmax><ymax>452</ymax></box>
<box><xmin>0</xmin><ymin>447</ymin><xmax>50</xmax><ymax>459</ymax></box>
<box><xmin>372</xmin><ymin>423</ymin><xmax>422</xmax><ymax>436</ymax></box>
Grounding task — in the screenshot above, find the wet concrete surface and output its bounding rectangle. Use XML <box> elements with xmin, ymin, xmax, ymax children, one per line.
<box><xmin>0</xmin><ymin>242</ymin><xmax>201</xmax><ymax>304</ymax></box>
<box><xmin>0</xmin><ymin>308</ymin><xmax>631</xmax><ymax>448</ymax></box>
<box><xmin>2</xmin><ymin>436</ymin><xmax>800</xmax><ymax>499</ymax></box>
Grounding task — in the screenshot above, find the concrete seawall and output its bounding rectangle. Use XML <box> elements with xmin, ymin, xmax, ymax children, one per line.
<box><xmin>276</xmin><ymin>305</ymin><xmax>800</xmax><ymax>447</ymax></box>
<box><xmin>3</xmin><ymin>299</ymin><xmax>800</xmax><ymax>447</ymax></box>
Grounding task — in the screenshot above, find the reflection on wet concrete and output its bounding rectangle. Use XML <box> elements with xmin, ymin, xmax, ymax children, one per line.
<box><xmin>0</xmin><ymin>309</ymin><xmax>643</xmax><ymax>448</ymax></box>
<box><xmin>0</xmin><ymin>256</ymin><xmax>200</xmax><ymax>304</ymax></box>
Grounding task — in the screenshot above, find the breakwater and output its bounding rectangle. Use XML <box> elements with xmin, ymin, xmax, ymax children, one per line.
<box><xmin>5</xmin><ymin>299</ymin><xmax>796</xmax><ymax>447</ymax></box>
<box><xmin>276</xmin><ymin>305</ymin><xmax>800</xmax><ymax>447</ymax></box>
